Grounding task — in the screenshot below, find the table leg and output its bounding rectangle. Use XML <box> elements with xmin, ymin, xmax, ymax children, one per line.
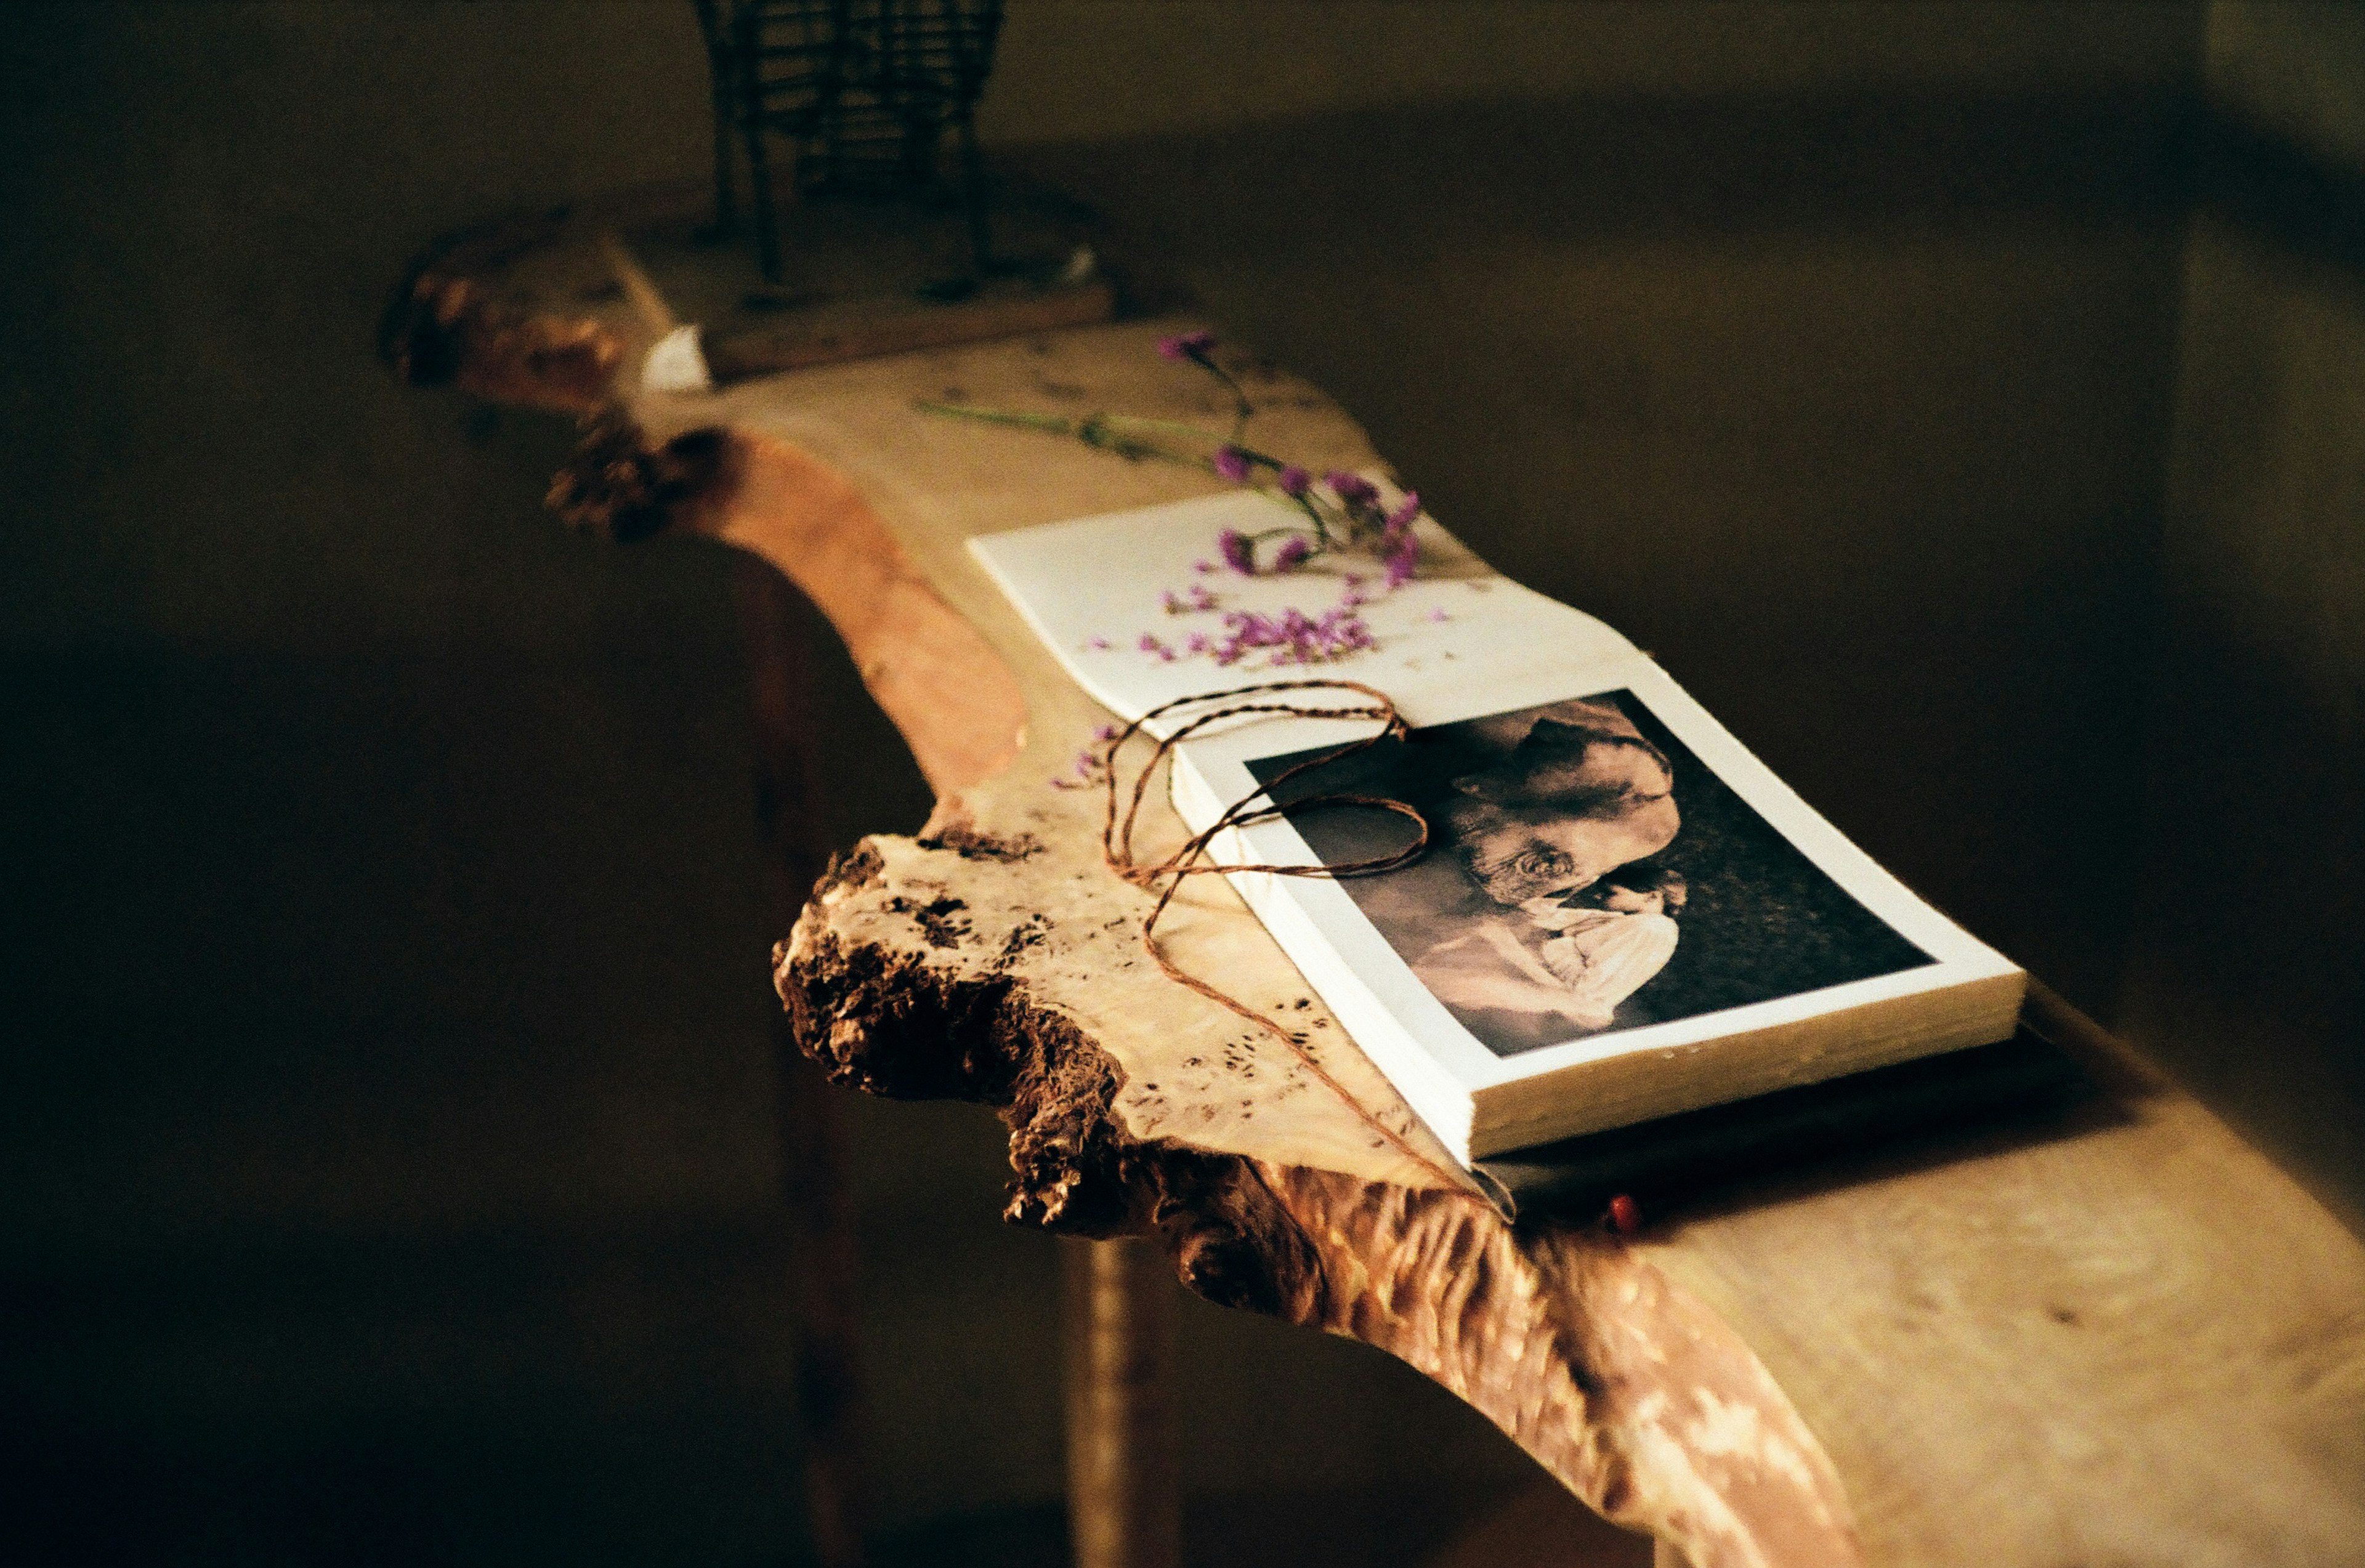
<box><xmin>1063</xmin><ymin>1237</ymin><xmax>1180</xmax><ymax>1568</ymax></box>
<box><xmin>735</xmin><ymin>554</ymin><xmax>867</xmax><ymax>1568</ymax></box>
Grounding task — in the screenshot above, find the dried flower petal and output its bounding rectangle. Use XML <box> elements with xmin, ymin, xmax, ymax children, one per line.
<box><xmin>1218</xmin><ymin>528</ymin><xmax>1256</xmax><ymax>575</ymax></box>
<box><xmin>1327</xmin><ymin>471</ymin><xmax>1380</xmax><ymax>509</ymax></box>
<box><xmin>1158</xmin><ymin>329</ymin><xmax>1217</xmax><ymax>360</ymax></box>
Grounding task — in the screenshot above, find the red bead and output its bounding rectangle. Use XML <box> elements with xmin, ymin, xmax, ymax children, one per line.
<box><xmin>1607</xmin><ymin>1193</ymin><xmax>1641</xmax><ymax>1235</ymax></box>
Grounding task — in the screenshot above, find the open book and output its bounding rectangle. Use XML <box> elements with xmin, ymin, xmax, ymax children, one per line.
<box><xmin>972</xmin><ymin>490</ymin><xmax>2024</xmax><ymax>1166</ymax></box>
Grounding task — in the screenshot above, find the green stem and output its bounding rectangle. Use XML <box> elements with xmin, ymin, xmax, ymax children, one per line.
<box><xmin>913</xmin><ymin>400</ymin><xmax>1079</xmax><ymax>432</ymax></box>
<box><xmin>1184</xmin><ymin>348</ymin><xmax>1257</xmax><ymax>443</ymax></box>
<box><xmin>1103</xmin><ymin>413</ymin><xmax>1237</xmax><ymax>443</ymax></box>
<box><xmin>916</xmin><ymin>400</ymin><xmax>1234</xmax><ymax>446</ymax></box>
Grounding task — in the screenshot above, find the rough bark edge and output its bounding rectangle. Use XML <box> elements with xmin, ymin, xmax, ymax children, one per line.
<box><xmin>777</xmin><ymin>915</ymin><xmax>1323</xmax><ymax>1325</ymax></box>
<box><xmin>378</xmin><ymin>236</ymin><xmax>722</xmax><ymax>548</ymax></box>
<box><xmin>546</xmin><ymin>411</ymin><xmax>735</xmax><ymax>543</ymax></box>
<box><xmin>778</xmin><ymin>847</ymin><xmax>1859</xmax><ymax>1568</ymax></box>
<box><xmin>377</xmin><ymin>198</ymin><xmax>625</xmax><ymax>418</ymax></box>
<box><xmin>379</xmin><ymin>244</ymin><xmax>732</xmax><ymax>549</ymax></box>
<box><xmin>380</xmin><ymin>262</ymin><xmax>621</xmax><ymax>412</ymax></box>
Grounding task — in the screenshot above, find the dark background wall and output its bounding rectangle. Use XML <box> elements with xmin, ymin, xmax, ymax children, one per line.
<box><xmin>2122</xmin><ymin>0</ymin><xmax>2365</xmax><ymax>1240</ymax></box>
<box><xmin>2</xmin><ymin>4</ymin><xmax>2354</xmax><ymax>1566</ymax></box>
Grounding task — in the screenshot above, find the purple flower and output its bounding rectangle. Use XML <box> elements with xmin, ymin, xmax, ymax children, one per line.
<box><xmin>1138</xmin><ymin>632</ymin><xmax>1166</xmax><ymax>653</ymax></box>
<box><xmin>1271</xmin><ymin>536</ymin><xmax>1312</xmax><ymax>571</ymax></box>
<box><xmin>1093</xmin><ymin>723</ymin><xmax>1122</xmax><ymax>742</ymax></box>
<box><xmin>1086</xmin><ymin>635</ymin><xmax>1110</xmax><ymax>650</ymax></box>
<box><xmin>1385</xmin><ymin>491</ymin><xmax>1421</xmax><ymax>533</ymax></box>
<box><xmin>1217</xmin><ymin>528</ymin><xmax>1256</xmax><ymax>575</ymax></box>
<box><xmin>1194</xmin><ymin>559</ymin><xmax>1216</xmax><ymax>574</ymax></box>
<box><xmin>1161</xmin><ymin>589</ymin><xmax>1185</xmax><ymax>614</ymax></box>
<box><xmin>1158</xmin><ymin>329</ymin><xmax>1217</xmax><ymax>361</ymax></box>
<box><xmin>1326</xmin><ymin>471</ymin><xmax>1380</xmax><ymax>509</ymax></box>
<box><xmin>1383</xmin><ymin>530</ymin><xmax>1420</xmax><ymax>589</ymax></box>
<box><xmin>1277</xmin><ymin>464</ymin><xmax>1311</xmax><ymax>498</ymax></box>
<box><xmin>1051</xmin><ymin>743</ymin><xmax>1109</xmax><ymax>790</ymax></box>
<box><xmin>1429</xmin><ymin>607</ymin><xmax>1450</xmax><ymax>622</ymax></box>
<box><xmin>1213</xmin><ymin>445</ymin><xmax>1252</xmax><ymax>483</ymax></box>
<box><xmin>1195</xmin><ymin>589</ymin><xmax>1377</xmax><ymax>666</ymax></box>
<box><xmin>1188</xmin><ymin>584</ymin><xmax>1218</xmax><ymax>611</ymax></box>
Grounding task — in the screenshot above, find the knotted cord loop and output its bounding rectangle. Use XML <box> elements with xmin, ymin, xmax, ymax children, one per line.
<box><xmin>1097</xmin><ymin>680</ymin><xmax>1463</xmax><ymax>1189</ymax></box>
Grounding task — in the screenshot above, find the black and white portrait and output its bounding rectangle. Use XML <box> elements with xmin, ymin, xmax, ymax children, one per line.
<box><xmin>1247</xmin><ymin>690</ymin><xmax>1936</xmax><ymax>1057</ymax></box>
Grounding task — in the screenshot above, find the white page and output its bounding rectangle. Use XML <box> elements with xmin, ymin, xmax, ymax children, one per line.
<box><xmin>968</xmin><ymin>489</ymin><xmax>1637</xmax><ymax>735</ymax></box>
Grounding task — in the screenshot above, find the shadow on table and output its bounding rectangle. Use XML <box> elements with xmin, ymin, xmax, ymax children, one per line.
<box><xmin>1484</xmin><ymin>1022</ymin><xmax>2137</xmax><ymax>1231</ymax></box>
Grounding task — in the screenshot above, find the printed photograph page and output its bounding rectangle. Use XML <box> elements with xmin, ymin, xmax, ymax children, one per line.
<box><xmin>1178</xmin><ymin>661</ymin><xmax>2022</xmax><ymax>1096</ymax></box>
<box><xmin>968</xmin><ymin>490</ymin><xmax>1637</xmax><ymax>736</ymax></box>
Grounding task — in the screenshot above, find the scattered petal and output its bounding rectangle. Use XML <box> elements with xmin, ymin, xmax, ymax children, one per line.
<box><xmin>1158</xmin><ymin>329</ymin><xmax>1218</xmax><ymax>360</ymax></box>
<box><xmin>1218</xmin><ymin>528</ymin><xmax>1256</xmax><ymax>575</ymax></box>
<box><xmin>1327</xmin><ymin>471</ymin><xmax>1380</xmax><ymax>509</ymax></box>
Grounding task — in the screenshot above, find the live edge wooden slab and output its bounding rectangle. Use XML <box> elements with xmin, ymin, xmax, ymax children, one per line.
<box><xmin>389</xmin><ymin>209</ymin><xmax>2365</xmax><ymax>1568</ymax></box>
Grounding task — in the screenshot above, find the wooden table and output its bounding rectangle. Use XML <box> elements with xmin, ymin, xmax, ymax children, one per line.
<box><xmin>389</xmin><ymin>201</ymin><xmax>2365</xmax><ymax>1568</ymax></box>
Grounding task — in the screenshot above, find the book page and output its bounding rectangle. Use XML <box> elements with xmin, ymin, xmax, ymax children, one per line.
<box><xmin>968</xmin><ymin>490</ymin><xmax>1637</xmax><ymax>736</ymax></box>
<box><xmin>1178</xmin><ymin>663</ymin><xmax>2022</xmax><ymax>1101</ymax></box>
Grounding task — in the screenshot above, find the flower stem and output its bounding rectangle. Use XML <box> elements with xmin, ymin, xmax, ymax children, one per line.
<box><xmin>916</xmin><ymin>401</ymin><xmax>1238</xmax><ymax>443</ymax></box>
<box><xmin>1183</xmin><ymin>347</ymin><xmax>1257</xmax><ymax>442</ymax></box>
<box><xmin>912</xmin><ymin>400</ymin><xmax>1079</xmax><ymax>432</ymax></box>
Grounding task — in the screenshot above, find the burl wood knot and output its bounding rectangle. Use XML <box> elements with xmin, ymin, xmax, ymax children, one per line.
<box><xmin>778</xmin><ymin>801</ymin><xmax>1859</xmax><ymax>1568</ymax></box>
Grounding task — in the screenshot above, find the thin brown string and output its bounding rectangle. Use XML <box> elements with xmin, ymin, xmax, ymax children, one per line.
<box><xmin>1098</xmin><ymin>680</ymin><xmax>1465</xmax><ymax>1189</ymax></box>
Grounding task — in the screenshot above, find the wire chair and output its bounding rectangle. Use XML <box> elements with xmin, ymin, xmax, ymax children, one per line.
<box><xmin>694</xmin><ymin>0</ymin><xmax>1006</xmax><ymax>283</ymax></box>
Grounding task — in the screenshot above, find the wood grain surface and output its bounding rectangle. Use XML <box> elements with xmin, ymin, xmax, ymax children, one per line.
<box><xmin>390</xmin><ymin>201</ymin><xmax>2365</xmax><ymax>1568</ymax></box>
